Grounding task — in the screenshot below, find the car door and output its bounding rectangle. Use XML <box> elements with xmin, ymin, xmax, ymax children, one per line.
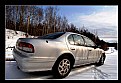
<box><xmin>67</xmin><ymin>34</ymin><xmax>88</xmax><ymax>65</ymax></box>
<box><xmin>82</xmin><ymin>36</ymin><xmax>99</xmax><ymax>63</ymax></box>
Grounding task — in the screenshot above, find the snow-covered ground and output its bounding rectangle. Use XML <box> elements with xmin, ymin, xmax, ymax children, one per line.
<box><xmin>5</xmin><ymin>50</ymin><xmax>118</xmax><ymax>80</ymax></box>
<box><xmin>5</xmin><ymin>29</ymin><xmax>35</xmax><ymax>60</ymax></box>
<box><xmin>65</xmin><ymin>50</ymin><xmax>118</xmax><ymax>80</ymax></box>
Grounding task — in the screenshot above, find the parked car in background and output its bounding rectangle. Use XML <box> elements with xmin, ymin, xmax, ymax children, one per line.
<box><xmin>13</xmin><ymin>32</ymin><xmax>106</xmax><ymax>78</ymax></box>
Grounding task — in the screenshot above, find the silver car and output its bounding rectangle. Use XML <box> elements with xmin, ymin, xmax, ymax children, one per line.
<box><xmin>13</xmin><ymin>32</ymin><xmax>106</xmax><ymax>78</ymax></box>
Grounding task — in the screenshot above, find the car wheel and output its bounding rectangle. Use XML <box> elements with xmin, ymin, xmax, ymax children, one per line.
<box><xmin>52</xmin><ymin>56</ymin><xmax>72</xmax><ymax>79</ymax></box>
<box><xmin>96</xmin><ymin>53</ymin><xmax>106</xmax><ymax>66</ymax></box>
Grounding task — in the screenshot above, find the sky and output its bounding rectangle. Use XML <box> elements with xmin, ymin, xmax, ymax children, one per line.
<box><xmin>58</xmin><ymin>6</ymin><xmax>118</xmax><ymax>27</ymax></box>
<box><xmin>40</xmin><ymin>5</ymin><xmax>118</xmax><ymax>37</ymax></box>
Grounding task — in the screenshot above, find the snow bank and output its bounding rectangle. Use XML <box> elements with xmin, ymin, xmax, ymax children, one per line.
<box><xmin>105</xmin><ymin>47</ymin><xmax>117</xmax><ymax>54</ymax></box>
<box><xmin>5</xmin><ymin>29</ymin><xmax>33</xmax><ymax>60</ymax></box>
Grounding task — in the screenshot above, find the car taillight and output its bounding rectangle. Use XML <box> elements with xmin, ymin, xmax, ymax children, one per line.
<box><xmin>16</xmin><ymin>42</ymin><xmax>34</xmax><ymax>53</ymax></box>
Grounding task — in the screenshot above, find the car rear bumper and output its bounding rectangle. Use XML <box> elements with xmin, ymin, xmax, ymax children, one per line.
<box><xmin>12</xmin><ymin>48</ymin><xmax>55</xmax><ymax>72</ymax></box>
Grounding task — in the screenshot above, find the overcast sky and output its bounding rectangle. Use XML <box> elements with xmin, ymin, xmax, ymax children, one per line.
<box><xmin>40</xmin><ymin>5</ymin><xmax>118</xmax><ymax>37</ymax></box>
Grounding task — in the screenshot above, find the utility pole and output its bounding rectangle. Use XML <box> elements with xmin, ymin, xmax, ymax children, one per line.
<box><xmin>94</xmin><ymin>29</ymin><xmax>98</xmax><ymax>43</ymax></box>
<box><xmin>27</xmin><ymin>16</ymin><xmax>30</xmax><ymax>36</ymax></box>
<box><xmin>82</xmin><ymin>24</ymin><xmax>85</xmax><ymax>31</ymax></box>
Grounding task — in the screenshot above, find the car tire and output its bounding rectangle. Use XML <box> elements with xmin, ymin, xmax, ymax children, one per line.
<box><xmin>52</xmin><ymin>56</ymin><xmax>73</xmax><ymax>79</ymax></box>
<box><xmin>96</xmin><ymin>53</ymin><xmax>106</xmax><ymax>66</ymax></box>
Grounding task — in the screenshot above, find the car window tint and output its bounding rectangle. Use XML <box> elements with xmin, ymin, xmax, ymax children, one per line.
<box><xmin>38</xmin><ymin>32</ymin><xmax>65</xmax><ymax>39</ymax></box>
<box><xmin>68</xmin><ymin>34</ymin><xmax>74</xmax><ymax>45</ymax></box>
<box><xmin>73</xmin><ymin>34</ymin><xmax>85</xmax><ymax>46</ymax></box>
<box><xmin>83</xmin><ymin>36</ymin><xmax>95</xmax><ymax>46</ymax></box>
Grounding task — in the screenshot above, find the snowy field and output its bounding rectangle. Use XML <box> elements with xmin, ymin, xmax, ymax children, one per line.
<box><xmin>5</xmin><ymin>29</ymin><xmax>118</xmax><ymax>80</ymax></box>
<box><xmin>5</xmin><ymin>49</ymin><xmax>118</xmax><ymax>80</ymax></box>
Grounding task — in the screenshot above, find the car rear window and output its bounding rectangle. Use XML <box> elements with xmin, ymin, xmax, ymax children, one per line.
<box><xmin>38</xmin><ymin>32</ymin><xmax>65</xmax><ymax>39</ymax></box>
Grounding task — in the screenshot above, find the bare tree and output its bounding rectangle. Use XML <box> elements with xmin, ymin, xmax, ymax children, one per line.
<box><xmin>26</xmin><ymin>6</ymin><xmax>31</xmax><ymax>36</ymax></box>
<box><xmin>53</xmin><ymin>7</ymin><xmax>58</xmax><ymax>33</ymax></box>
<box><xmin>19</xmin><ymin>6</ymin><xmax>24</xmax><ymax>30</ymax></box>
<box><xmin>6</xmin><ymin>6</ymin><xmax>13</xmax><ymax>23</ymax></box>
<box><xmin>43</xmin><ymin>6</ymin><xmax>59</xmax><ymax>34</ymax></box>
<box><xmin>56</xmin><ymin>16</ymin><xmax>61</xmax><ymax>32</ymax></box>
<box><xmin>38</xmin><ymin>7</ymin><xmax>43</xmax><ymax>24</ymax></box>
<box><xmin>61</xmin><ymin>16</ymin><xmax>68</xmax><ymax>32</ymax></box>
<box><xmin>14</xmin><ymin>6</ymin><xmax>19</xmax><ymax>33</ymax></box>
<box><xmin>6</xmin><ymin>6</ymin><xmax>14</xmax><ymax>29</ymax></box>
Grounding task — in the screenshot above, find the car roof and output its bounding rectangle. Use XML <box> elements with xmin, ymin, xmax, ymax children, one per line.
<box><xmin>65</xmin><ymin>32</ymin><xmax>84</xmax><ymax>36</ymax></box>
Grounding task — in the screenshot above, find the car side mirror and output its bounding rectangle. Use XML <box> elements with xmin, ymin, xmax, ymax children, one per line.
<box><xmin>97</xmin><ymin>45</ymin><xmax>101</xmax><ymax>48</ymax></box>
<box><xmin>94</xmin><ymin>45</ymin><xmax>101</xmax><ymax>49</ymax></box>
